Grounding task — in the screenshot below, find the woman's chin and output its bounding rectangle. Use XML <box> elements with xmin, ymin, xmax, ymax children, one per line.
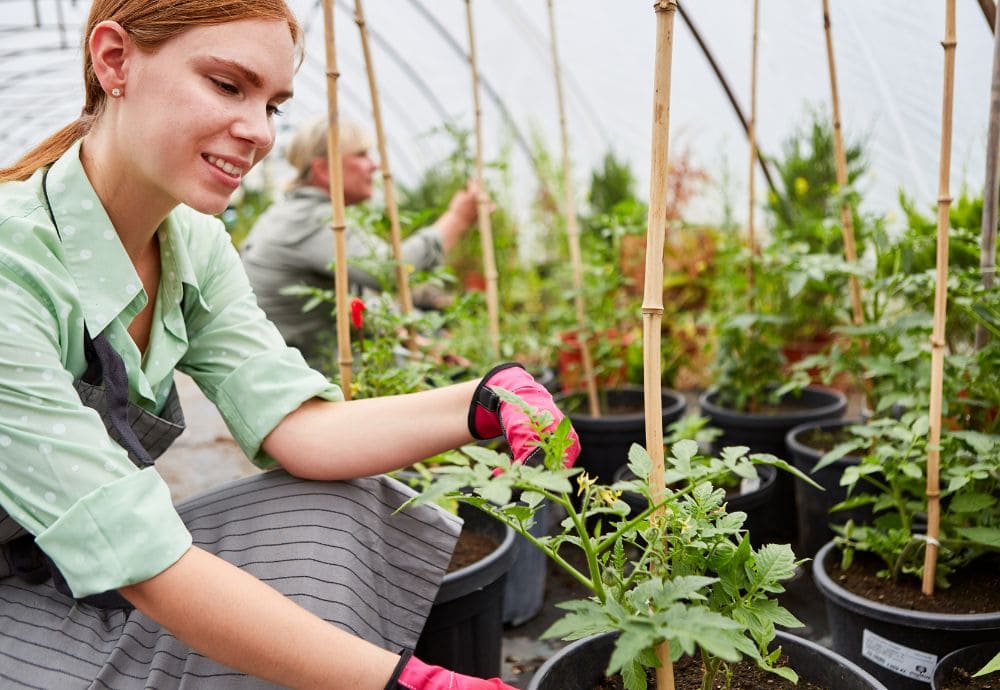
<box><xmin>187</xmin><ymin>194</ymin><xmax>233</xmax><ymax>216</ymax></box>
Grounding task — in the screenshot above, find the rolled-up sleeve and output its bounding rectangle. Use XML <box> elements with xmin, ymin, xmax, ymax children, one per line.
<box><xmin>0</xmin><ymin>250</ymin><xmax>191</xmax><ymax>597</ymax></box>
<box><xmin>175</xmin><ymin>212</ymin><xmax>343</xmax><ymax>467</ymax></box>
<box><xmin>35</xmin><ymin>469</ymin><xmax>191</xmax><ymax>597</ymax></box>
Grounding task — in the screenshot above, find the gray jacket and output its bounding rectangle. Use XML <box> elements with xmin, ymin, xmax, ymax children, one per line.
<box><xmin>241</xmin><ymin>187</ymin><xmax>443</xmax><ymax>358</ymax></box>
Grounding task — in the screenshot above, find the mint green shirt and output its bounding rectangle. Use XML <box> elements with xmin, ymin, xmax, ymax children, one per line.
<box><xmin>0</xmin><ymin>141</ymin><xmax>343</xmax><ymax>597</ymax></box>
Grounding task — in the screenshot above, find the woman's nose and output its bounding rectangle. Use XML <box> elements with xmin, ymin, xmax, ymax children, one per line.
<box><xmin>232</xmin><ymin>106</ymin><xmax>275</xmax><ymax>151</ymax></box>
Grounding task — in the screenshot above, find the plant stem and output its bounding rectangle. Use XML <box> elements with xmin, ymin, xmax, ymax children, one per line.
<box><xmin>558</xmin><ymin>490</ymin><xmax>609</xmax><ymax>602</ymax></box>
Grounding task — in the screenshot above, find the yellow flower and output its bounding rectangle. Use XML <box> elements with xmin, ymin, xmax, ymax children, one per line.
<box><xmin>794</xmin><ymin>177</ymin><xmax>809</xmax><ymax>197</ymax></box>
<box><xmin>576</xmin><ymin>473</ymin><xmax>596</xmax><ymax>496</ymax></box>
<box><xmin>597</xmin><ymin>488</ymin><xmax>622</xmax><ymax>506</ymax></box>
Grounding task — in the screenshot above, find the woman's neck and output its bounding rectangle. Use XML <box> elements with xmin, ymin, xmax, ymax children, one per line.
<box><xmin>79</xmin><ymin>132</ymin><xmax>172</xmax><ymax>264</ymax></box>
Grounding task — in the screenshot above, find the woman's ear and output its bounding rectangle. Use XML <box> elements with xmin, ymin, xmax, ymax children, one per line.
<box><xmin>310</xmin><ymin>156</ymin><xmax>330</xmax><ymax>188</ymax></box>
<box><xmin>89</xmin><ymin>20</ymin><xmax>131</xmax><ymax>97</ymax></box>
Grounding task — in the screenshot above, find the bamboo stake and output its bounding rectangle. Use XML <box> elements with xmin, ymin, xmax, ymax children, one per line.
<box><xmin>977</xmin><ymin>6</ymin><xmax>1000</xmax><ymax>351</ymax></box>
<box><xmin>645</xmin><ymin>4</ymin><xmax>678</xmax><ymax>687</ymax></box>
<box><xmin>821</xmin><ymin>0</ymin><xmax>864</xmax><ymax>326</ymax></box>
<box><xmin>746</xmin><ymin>0</ymin><xmax>760</xmax><ymax>277</ymax></box>
<box><xmin>353</xmin><ymin>0</ymin><xmax>414</xmax><ymax>314</ymax></box>
<box><xmin>464</xmin><ymin>0</ymin><xmax>501</xmax><ymax>360</ymax></box>
<box><xmin>321</xmin><ymin>0</ymin><xmax>353</xmax><ymax>398</ymax></box>
<box><xmin>746</xmin><ymin>0</ymin><xmax>760</xmax><ymax>251</ymax></box>
<box><xmin>922</xmin><ymin>0</ymin><xmax>957</xmax><ymax>597</ymax></box>
<box><xmin>546</xmin><ymin>0</ymin><xmax>600</xmax><ymax>417</ymax></box>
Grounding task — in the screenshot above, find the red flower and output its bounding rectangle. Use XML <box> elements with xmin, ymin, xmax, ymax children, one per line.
<box><xmin>350</xmin><ymin>298</ymin><xmax>366</xmax><ymax>329</ymax></box>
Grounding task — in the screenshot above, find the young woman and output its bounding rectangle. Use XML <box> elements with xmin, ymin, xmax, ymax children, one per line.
<box><xmin>241</xmin><ymin>117</ymin><xmax>483</xmax><ymax>362</ymax></box>
<box><xmin>0</xmin><ymin>1</ymin><xmax>578</xmax><ymax>688</ymax></box>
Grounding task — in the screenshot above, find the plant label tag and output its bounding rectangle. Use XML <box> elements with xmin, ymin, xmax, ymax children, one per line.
<box><xmin>861</xmin><ymin>629</ymin><xmax>937</xmax><ymax>682</ymax></box>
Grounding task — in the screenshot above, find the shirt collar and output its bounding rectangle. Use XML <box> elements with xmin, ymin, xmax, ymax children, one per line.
<box><xmin>45</xmin><ymin>140</ymin><xmax>145</xmax><ymax>335</ymax></box>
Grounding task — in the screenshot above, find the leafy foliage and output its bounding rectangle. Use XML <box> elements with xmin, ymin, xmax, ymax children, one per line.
<box><xmin>403</xmin><ymin>391</ymin><xmax>819</xmax><ymax>689</ymax></box>
<box><xmin>815</xmin><ymin>413</ymin><xmax>1000</xmax><ymax>587</ymax></box>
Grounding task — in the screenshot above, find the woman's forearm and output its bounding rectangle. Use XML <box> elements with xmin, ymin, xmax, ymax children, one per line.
<box><xmin>263</xmin><ymin>380</ymin><xmax>479</xmax><ymax>480</ymax></box>
<box><xmin>119</xmin><ymin>546</ymin><xmax>398</xmax><ymax>689</ymax></box>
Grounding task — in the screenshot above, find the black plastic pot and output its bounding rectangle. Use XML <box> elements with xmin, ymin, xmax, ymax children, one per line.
<box><xmin>813</xmin><ymin>540</ymin><xmax>1000</xmax><ymax>690</ymax></box>
<box><xmin>503</xmin><ymin>497</ymin><xmax>551</xmax><ymax>627</ymax></box>
<box><xmin>612</xmin><ymin>462</ymin><xmax>781</xmax><ymax>547</ymax></box>
<box><xmin>699</xmin><ymin>385</ymin><xmax>847</xmax><ymax>544</ymax></box>
<box><xmin>555</xmin><ymin>385</ymin><xmax>686</xmax><ymax>485</ymax></box>
<box><xmin>526</xmin><ymin>629</ymin><xmax>887</xmax><ymax>689</ymax></box>
<box><xmin>932</xmin><ymin>641</ymin><xmax>1000</xmax><ymax>689</ymax></box>
<box><xmin>786</xmin><ymin>418</ymin><xmax>872</xmax><ymax>558</ymax></box>
<box><xmin>415</xmin><ymin>503</ymin><xmax>517</xmax><ymax>678</ymax></box>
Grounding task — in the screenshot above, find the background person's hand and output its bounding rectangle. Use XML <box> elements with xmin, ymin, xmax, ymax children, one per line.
<box><xmin>437</xmin><ymin>180</ymin><xmax>493</xmax><ymax>251</ymax></box>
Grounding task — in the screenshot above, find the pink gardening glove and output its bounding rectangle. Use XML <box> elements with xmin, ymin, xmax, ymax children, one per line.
<box><xmin>386</xmin><ymin>652</ymin><xmax>515</xmax><ymax>690</ymax></box>
<box><xmin>468</xmin><ymin>363</ymin><xmax>580</xmax><ymax>467</ymax></box>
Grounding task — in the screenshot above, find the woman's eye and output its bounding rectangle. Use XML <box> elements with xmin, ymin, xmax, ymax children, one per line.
<box><xmin>267</xmin><ymin>104</ymin><xmax>284</xmax><ymax>118</ymax></box>
<box><xmin>210</xmin><ymin>78</ymin><xmax>239</xmax><ymax>95</ymax></box>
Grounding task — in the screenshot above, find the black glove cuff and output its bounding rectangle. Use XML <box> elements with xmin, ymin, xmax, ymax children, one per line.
<box><xmin>467</xmin><ymin>362</ymin><xmax>525</xmax><ymax>439</ymax></box>
<box><xmin>383</xmin><ymin>649</ymin><xmax>414</xmax><ymax>690</ymax></box>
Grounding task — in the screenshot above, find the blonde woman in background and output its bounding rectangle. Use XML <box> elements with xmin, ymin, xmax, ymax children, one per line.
<box><xmin>241</xmin><ymin>116</ymin><xmax>484</xmax><ymax>362</ymax></box>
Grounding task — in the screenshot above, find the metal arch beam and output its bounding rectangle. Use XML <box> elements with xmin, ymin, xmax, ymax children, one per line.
<box><xmin>398</xmin><ymin>0</ymin><xmax>539</xmax><ymax>173</ymax></box>
<box><xmin>332</xmin><ymin>0</ymin><xmax>453</xmax><ymax>125</ymax></box>
<box><xmin>676</xmin><ymin>1</ymin><xmax>779</xmax><ymax>199</ymax></box>
<box><xmin>979</xmin><ymin>0</ymin><xmax>997</xmax><ymax>34</ymax></box>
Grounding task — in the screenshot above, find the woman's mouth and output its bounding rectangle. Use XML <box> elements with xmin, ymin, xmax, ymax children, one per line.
<box><xmin>203</xmin><ymin>154</ymin><xmax>245</xmax><ymax>178</ymax></box>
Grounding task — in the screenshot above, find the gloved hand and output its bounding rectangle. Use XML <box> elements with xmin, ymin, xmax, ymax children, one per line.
<box><xmin>468</xmin><ymin>363</ymin><xmax>580</xmax><ymax>467</ymax></box>
<box><xmin>385</xmin><ymin>651</ymin><xmax>515</xmax><ymax>690</ymax></box>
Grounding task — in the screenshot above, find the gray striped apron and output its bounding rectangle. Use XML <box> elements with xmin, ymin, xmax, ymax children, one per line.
<box><xmin>0</xmin><ymin>169</ymin><xmax>461</xmax><ymax>687</ymax></box>
<box><xmin>0</xmin><ymin>325</ymin><xmax>460</xmax><ymax>688</ymax></box>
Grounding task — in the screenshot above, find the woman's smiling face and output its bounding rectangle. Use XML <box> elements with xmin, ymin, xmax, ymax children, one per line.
<box><xmin>115</xmin><ymin>18</ymin><xmax>295</xmax><ymax>215</ymax></box>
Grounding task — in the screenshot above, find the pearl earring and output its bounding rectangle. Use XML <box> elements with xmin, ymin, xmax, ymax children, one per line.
<box><xmin>111</xmin><ymin>88</ymin><xmax>122</xmax><ymax>97</ymax></box>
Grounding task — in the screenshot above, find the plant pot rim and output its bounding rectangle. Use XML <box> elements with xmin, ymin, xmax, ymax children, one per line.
<box><xmin>932</xmin><ymin>640</ymin><xmax>1000</xmax><ymax>689</ymax></box>
<box><xmin>785</xmin><ymin>417</ymin><xmax>867</xmax><ymax>467</ymax></box>
<box><xmin>699</xmin><ymin>385</ymin><xmax>847</xmax><ymax>423</ymax></box>
<box><xmin>525</xmin><ymin>629</ymin><xmax>887</xmax><ymax>689</ymax></box>
<box><xmin>812</xmin><ymin>540</ymin><xmax>1000</xmax><ymax>630</ymax></box>
<box><xmin>554</xmin><ymin>384</ymin><xmax>686</xmax><ymax>424</ymax></box>
<box><xmin>434</xmin><ymin>506</ymin><xmax>517</xmax><ymax>605</ymax></box>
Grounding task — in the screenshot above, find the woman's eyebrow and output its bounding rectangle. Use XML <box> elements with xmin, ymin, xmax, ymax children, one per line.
<box><xmin>202</xmin><ymin>56</ymin><xmax>294</xmax><ymax>99</ymax></box>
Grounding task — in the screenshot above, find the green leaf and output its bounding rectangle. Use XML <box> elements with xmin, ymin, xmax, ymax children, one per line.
<box><xmin>974</xmin><ymin>650</ymin><xmax>1000</xmax><ymax>677</ymax></box>
<box><xmin>476</xmin><ymin>482</ymin><xmax>511</xmax><ymax>506</ymax></box>
<box><xmin>951</xmin><ymin>430</ymin><xmax>999</xmax><ymax>455</ymax></box>
<box><xmin>748</xmin><ymin>544</ymin><xmax>798</xmax><ymax>589</ymax></box>
<box><xmin>949</xmin><ymin>493</ymin><xmax>997</xmax><ymax>513</ymax></box>
<box><xmin>519</xmin><ymin>490</ymin><xmax>545</xmax><ymax>509</ymax></box>
<box><xmin>628</xmin><ymin>443</ymin><xmax>652</xmax><ymax>482</ymax></box>
<box><xmin>669</xmin><ymin>439</ymin><xmax>699</xmax><ymax>474</ymax></box>
<box><xmin>528</xmin><ymin>472</ymin><xmax>576</xmax><ymax>494</ymax></box>
<box><xmin>766</xmin><ymin>664</ymin><xmax>800</xmax><ymax>684</ymax></box>
<box><xmin>812</xmin><ymin>440</ymin><xmax>865</xmax><ymax>472</ymax></box>
<box><xmin>461</xmin><ymin>444</ymin><xmax>507</xmax><ymax>466</ymax></box>
<box><xmin>956</xmin><ymin>527</ymin><xmax>1000</xmax><ymax>548</ymax></box>
<box><xmin>607</xmin><ymin>626</ymin><xmax>656</xmax><ymax>681</ymax></box>
<box><xmin>751</xmin><ymin>454</ymin><xmax>823</xmax><ymax>490</ymax></box>
<box><xmin>620</xmin><ymin>659</ymin><xmax>648</xmax><ymax>690</ymax></box>
<box><xmin>720</xmin><ymin>446</ymin><xmax>751</xmax><ymax>463</ymax></box>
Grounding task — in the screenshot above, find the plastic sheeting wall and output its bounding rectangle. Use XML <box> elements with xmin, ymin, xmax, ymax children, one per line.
<box><xmin>1</xmin><ymin>1</ymin><xmax>994</xmax><ymax>227</ymax></box>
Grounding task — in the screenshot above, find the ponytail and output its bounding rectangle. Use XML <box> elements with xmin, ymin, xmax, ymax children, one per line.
<box><xmin>0</xmin><ymin>118</ymin><xmax>92</xmax><ymax>182</ymax></box>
